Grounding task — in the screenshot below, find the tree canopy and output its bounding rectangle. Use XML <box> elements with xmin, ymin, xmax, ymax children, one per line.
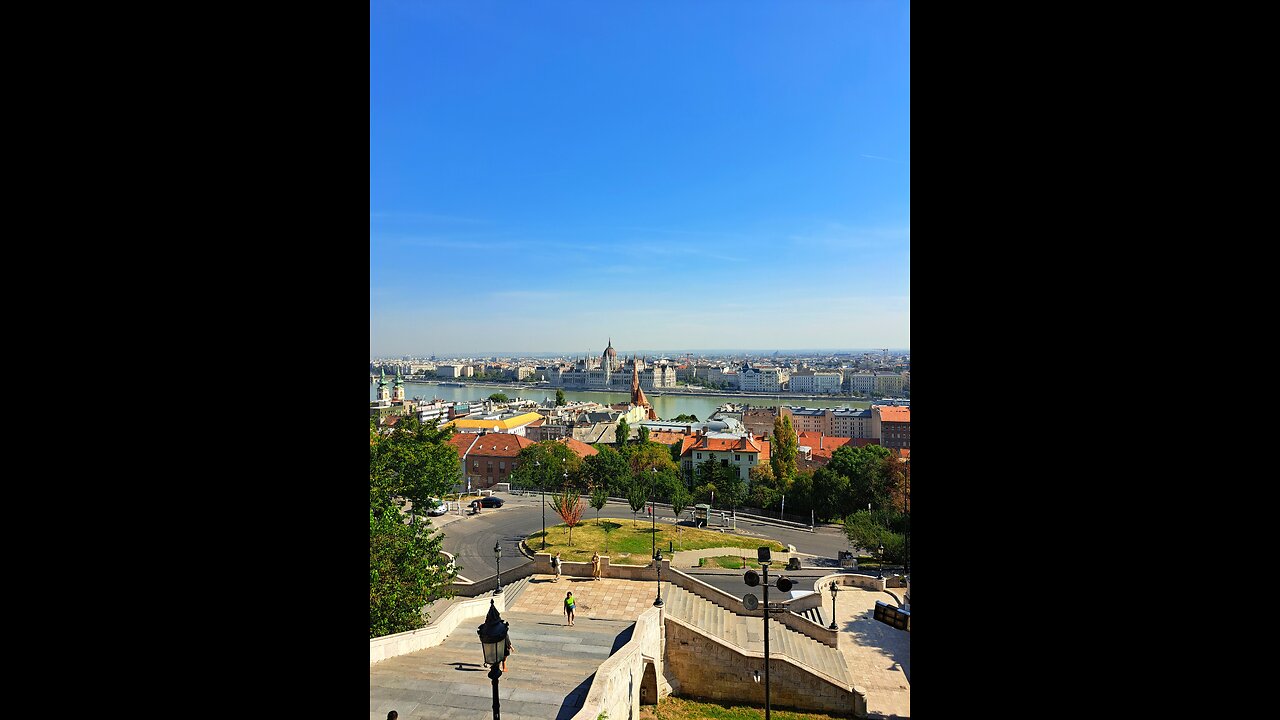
<box><xmin>488</xmin><ymin>392</ymin><xmax>509</xmax><ymax>403</ymax></box>
<box><xmin>369</xmin><ymin>416</ymin><xmax>459</xmax><ymax>638</ymax></box>
<box><xmin>770</xmin><ymin>414</ymin><xmax>798</xmax><ymax>483</ymax></box>
<box><xmin>555</xmin><ymin>388</ymin><xmax>566</xmax><ymax>406</ymax></box>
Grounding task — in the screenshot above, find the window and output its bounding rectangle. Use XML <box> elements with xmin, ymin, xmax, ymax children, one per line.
<box><xmin>697</xmin><ymin>453</ymin><xmax>701</xmax><ymax>459</ymax></box>
<box><xmin>735</xmin><ymin>455</ymin><xmax>740</xmax><ymax>461</ymax></box>
<box><xmin>500</xmin><ymin>461</ymin><xmax>505</xmax><ymax>470</ymax></box>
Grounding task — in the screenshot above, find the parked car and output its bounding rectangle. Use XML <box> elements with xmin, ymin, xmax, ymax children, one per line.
<box><xmin>475</xmin><ymin>496</ymin><xmax>505</xmax><ymax>508</ymax></box>
<box><xmin>426</xmin><ymin>498</ymin><xmax>449</xmax><ymax>516</ymax></box>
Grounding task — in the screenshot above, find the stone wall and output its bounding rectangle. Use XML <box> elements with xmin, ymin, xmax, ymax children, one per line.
<box><xmin>667</xmin><ymin>568</ymin><xmax>838</xmax><ymax>647</ymax></box>
<box><xmin>664</xmin><ymin>618</ymin><xmax>864</xmax><ymax>717</ymax></box>
<box><xmin>531</xmin><ymin>551</ymin><xmax>663</xmax><ymax>581</ymax></box>
<box><xmin>369</xmin><ymin>594</ymin><xmax>506</xmax><ymax>665</ymax></box>
<box><xmin>571</xmin><ymin>607</ymin><xmax>663</xmax><ymax>720</ymax></box>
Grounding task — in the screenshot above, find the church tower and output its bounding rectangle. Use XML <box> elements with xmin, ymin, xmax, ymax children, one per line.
<box><xmin>392</xmin><ymin>368</ymin><xmax>405</xmax><ymax>402</ymax></box>
<box><xmin>377</xmin><ymin>368</ymin><xmax>390</xmax><ymax>403</ymax></box>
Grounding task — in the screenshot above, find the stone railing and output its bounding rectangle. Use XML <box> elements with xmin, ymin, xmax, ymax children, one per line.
<box><xmin>813</xmin><ymin>572</ymin><xmax>887</xmax><ymax>593</ymax></box>
<box><xmin>450</xmin><ymin>561</ymin><xmax>538</xmax><ymax>597</ymax></box>
<box><xmin>664</xmin><ymin>615</ymin><xmax>866</xmax><ymax>718</ymax></box>
<box><xmin>370</xmin><ymin>594</ymin><xmax>506</xmax><ymax>665</ymax></box>
<box><xmin>571</xmin><ymin>606</ymin><xmax>663</xmax><ymax>720</ymax></box>
<box><xmin>666</xmin><ymin>567</ymin><xmax>838</xmax><ymax>647</ymax></box>
<box><xmin>529</xmin><ymin>551</ymin><xmax>663</xmax><ymax>581</ymax></box>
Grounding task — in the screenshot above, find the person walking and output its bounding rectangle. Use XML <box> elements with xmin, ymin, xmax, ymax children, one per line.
<box><xmin>564</xmin><ymin>591</ymin><xmax>576</xmax><ymax>626</ymax></box>
<box><xmin>552</xmin><ymin>552</ymin><xmax>561</xmax><ymax>582</ymax></box>
<box><xmin>501</xmin><ymin>635</ymin><xmax>515</xmax><ymax>671</ymax></box>
<box><xmin>591</xmin><ymin>551</ymin><xmax>601</xmax><ymax>580</ymax></box>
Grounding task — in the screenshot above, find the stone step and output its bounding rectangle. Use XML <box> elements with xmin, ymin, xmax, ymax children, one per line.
<box><xmin>371</xmin><ymin>610</ymin><xmax>637</xmax><ymax>719</ymax></box>
<box><xmin>662</xmin><ymin>585</ymin><xmax>850</xmax><ymax>686</ymax></box>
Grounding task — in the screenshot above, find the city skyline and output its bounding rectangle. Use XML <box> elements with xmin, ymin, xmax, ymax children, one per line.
<box><xmin>370</xmin><ymin>1</ymin><xmax>910</xmax><ymax>357</ymax></box>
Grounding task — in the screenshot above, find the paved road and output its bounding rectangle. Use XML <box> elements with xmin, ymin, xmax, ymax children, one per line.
<box><xmin>431</xmin><ymin>491</ymin><xmax>856</xmax><ymax>582</ymax></box>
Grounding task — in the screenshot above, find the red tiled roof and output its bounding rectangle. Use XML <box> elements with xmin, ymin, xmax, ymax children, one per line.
<box><xmin>679</xmin><ymin>435</ymin><xmax>766</xmax><ymax>457</ymax></box>
<box><xmin>796</xmin><ymin>431</ymin><xmax>853</xmax><ymax>459</ymax></box>
<box><xmin>555</xmin><ymin>437</ymin><xmax>599</xmax><ymax>459</ymax></box>
<box><xmin>876</xmin><ymin>406</ymin><xmax>910</xmax><ymax>423</ymax></box>
<box><xmin>648</xmin><ymin>431</ymin><xmax>687</xmax><ymax>447</ymax></box>
<box><xmin>452</xmin><ymin>434</ymin><xmax>534</xmax><ymax>458</ymax></box>
<box><xmin>447</xmin><ymin>434</ymin><xmax>479</xmax><ymax>459</ymax></box>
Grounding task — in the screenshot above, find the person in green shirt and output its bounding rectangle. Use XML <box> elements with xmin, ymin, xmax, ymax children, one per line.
<box><xmin>564</xmin><ymin>591</ymin><xmax>576</xmax><ymax>626</ymax></box>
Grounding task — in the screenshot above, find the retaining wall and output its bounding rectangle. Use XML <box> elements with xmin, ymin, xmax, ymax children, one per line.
<box><xmin>369</xmin><ymin>594</ymin><xmax>506</xmax><ymax>665</ymax></box>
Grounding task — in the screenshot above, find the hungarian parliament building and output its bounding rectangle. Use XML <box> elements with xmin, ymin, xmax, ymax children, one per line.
<box><xmin>550</xmin><ymin>338</ymin><xmax>678</xmax><ymax>390</ymax></box>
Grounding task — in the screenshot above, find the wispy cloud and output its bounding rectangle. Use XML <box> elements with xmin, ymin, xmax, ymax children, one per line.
<box><xmin>370</xmin><ymin>212</ymin><xmax>487</xmax><ymax>224</ymax></box>
<box><xmin>487</xmin><ymin>290</ymin><xmax>576</xmax><ymax>302</ymax></box>
<box><xmin>787</xmin><ymin>224</ymin><xmax>910</xmax><ymax>251</ymax></box>
<box><xmin>859</xmin><ymin>154</ymin><xmax>898</xmax><ymax>162</ymax></box>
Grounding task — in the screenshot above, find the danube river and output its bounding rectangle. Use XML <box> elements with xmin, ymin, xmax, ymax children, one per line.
<box><xmin>370</xmin><ymin>381</ymin><xmax>871</xmax><ymax>420</ymax></box>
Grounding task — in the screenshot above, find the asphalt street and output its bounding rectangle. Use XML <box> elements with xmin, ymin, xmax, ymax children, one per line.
<box><xmin>434</xmin><ymin>490</ymin><xmax>862</xmax><ymax>592</ymax></box>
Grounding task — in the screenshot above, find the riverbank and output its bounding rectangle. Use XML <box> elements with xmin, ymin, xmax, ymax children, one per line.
<box><xmin>382</xmin><ymin>378</ymin><xmax>898</xmax><ymax>404</ymax></box>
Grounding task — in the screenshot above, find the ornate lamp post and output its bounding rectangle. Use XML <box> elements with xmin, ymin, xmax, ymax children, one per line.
<box><xmin>877</xmin><ymin>542</ymin><xmax>885</xmax><ymax>580</ymax></box>
<box><xmin>494</xmin><ymin>540</ymin><xmax>503</xmax><ymax>595</ymax></box>
<box><xmin>653</xmin><ymin>549</ymin><xmax>664</xmax><ymax>607</ymax></box>
<box><xmin>650</xmin><ymin>467</ymin><xmax>658</xmax><ymax>560</ymax></box>
<box><xmin>828</xmin><ymin>580</ymin><xmax>838</xmax><ymax>630</ymax></box>
<box><xmin>476</xmin><ymin>600</ymin><xmax>509</xmax><ymax>720</ymax></box>
<box><xmin>535</xmin><ymin>460</ymin><xmax>546</xmax><ymax>550</ymax></box>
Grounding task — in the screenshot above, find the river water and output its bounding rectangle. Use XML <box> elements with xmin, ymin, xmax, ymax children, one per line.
<box><xmin>370</xmin><ymin>380</ymin><xmax>871</xmax><ymax>420</ymax></box>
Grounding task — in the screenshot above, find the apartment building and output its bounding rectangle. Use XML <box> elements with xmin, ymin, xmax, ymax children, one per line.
<box><xmin>788</xmin><ymin>370</ymin><xmax>844</xmax><ymax>394</ymax></box>
<box><xmin>678</xmin><ymin>431</ymin><xmax>771</xmax><ymax>482</ymax></box>
<box><xmin>872</xmin><ymin>405</ymin><xmax>911</xmax><ymax>450</ymax></box>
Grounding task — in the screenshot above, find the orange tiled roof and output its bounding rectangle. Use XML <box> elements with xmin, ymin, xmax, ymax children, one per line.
<box><xmin>876</xmin><ymin>406</ymin><xmax>910</xmax><ymax>423</ymax></box>
<box><xmin>459</xmin><ymin>434</ymin><xmax>535</xmax><ymax>458</ymax></box>
<box><xmin>648</xmin><ymin>431</ymin><xmax>687</xmax><ymax>447</ymax></box>
<box><xmin>447</xmin><ymin>434</ymin><xmax>480</xmax><ymax>459</ymax></box>
<box><xmin>796</xmin><ymin>431</ymin><xmax>853</xmax><ymax>459</ymax></box>
<box><xmin>679</xmin><ymin>435</ymin><xmax>767</xmax><ymax>457</ymax></box>
<box><xmin>555</xmin><ymin>437</ymin><xmax>599</xmax><ymax>459</ymax></box>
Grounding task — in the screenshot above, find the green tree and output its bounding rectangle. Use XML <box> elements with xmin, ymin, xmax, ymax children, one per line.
<box><xmin>369</xmin><ymin>494</ymin><xmax>456</xmax><ymax>638</ymax></box>
<box><xmin>842</xmin><ymin>509</ymin><xmax>885</xmax><ymax>555</ymax></box>
<box><xmin>509</xmin><ymin>441</ymin><xmax>583</xmax><ymax>495</ymax></box>
<box><xmin>668</xmin><ymin>483</ymin><xmax>692</xmax><ymax>535</ymax></box>
<box><xmin>584</xmin><ymin>445</ymin><xmax>630</xmax><ymax>497</ymax></box>
<box><xmin>637</xmin><ymin>425</ymin><xmax>651</xmax><ymax>445</ymax></box>
<box><xmin>715</xmin><ymin>464</ymin><xmax>747</xmax><ymax>510</ymax></box>
<box><xmin>488</xmin><ymin>392</ymin><xmax>509</xmax><ymax>403</ymax></box>
<box><xmin>369</xmin><ymin>416</ymin><xmax>459</xmax><ymax>532</ymax></box>
<box><xmin>628</xmin><ymin>484</ymin><xmax>649</xmax><ymax>527</ymax></box>
<box><xmin>748</xmin><ymin>463</ymin><xmax>783</xmax><ymax>510</ymax></box>
<box><xmin>812</xmin><ymin>464</ymin><xmax>852</xmax><ymax>522</ymax></box>
<box><xmin>616</xmin><ymin>417</ymin><xmax>630</xmax><ymax>447</ymax></box>
<box><xmin>671</xmin><ymin>413</ymin><xmax>700</xmax><ymax>422</ymax></box>
<box><xmin>555</xmin><ymin>388</ymin><xmax>566</xmax><ymax>406</ymax></box>
<box><xmin>771</xmin><ymin>414</ymin><xmax>798</xmax><ymax>483</ymax></box>
<box><xmin>590</xmin><ymin>485</ymin><xmax>609</xmax><ymax>526</ymax></box>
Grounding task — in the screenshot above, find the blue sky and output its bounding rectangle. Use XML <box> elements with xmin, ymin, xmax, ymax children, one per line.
<box><xmin>371</xmin><ymin>0</ymin><xmax>909</xmax><ymax>357</ymax></box>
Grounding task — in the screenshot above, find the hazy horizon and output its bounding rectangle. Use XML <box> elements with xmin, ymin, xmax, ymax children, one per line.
<box><xmin>372</xmin><ymin>346</ymin><xmax>909</xmax><ymax>361</ymax></box>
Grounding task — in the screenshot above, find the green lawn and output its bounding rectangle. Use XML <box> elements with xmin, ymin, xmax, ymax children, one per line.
<box><xmin>697</xmin><ymin>555</ymin><xmax>774</xmax><ymax>570</ymax></box>
<box><xmin>640</xmin><ymin>696</ymin><xmax>849</xmax><ymax>720</ymax></box>
<box><xmin>527</xmin><ymin>518</ymin><xmax>785</xmax><ymax>564</ymax></box>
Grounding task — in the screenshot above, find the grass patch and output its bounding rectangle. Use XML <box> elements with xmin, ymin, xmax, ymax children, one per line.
<box><xmin>527</xmin><ymin>517</ymin><xmax>785</xmax><ymax>564</ymax></box>
<box><xmin>697</xmin><ymin>555</ymin><xmax>773</xmax><ymax>570</ymax></box>
<box><xmin>640</xmin><ymin>696</ymin><xmax>849</xmax><ymax>720</ymax></box>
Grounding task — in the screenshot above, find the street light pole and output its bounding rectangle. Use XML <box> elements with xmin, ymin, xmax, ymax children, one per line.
<box><xmin>877</xmin><ymin>542</ymin><xmax>885</xmax><ymax>580</ymax></box>
<box><xmin>828</xmin><ymin>581</ymin><xmax>838</xmax><ymax>630</ymax></box>
<box><xmin>494</xmin><ymin>540</ymin><xmax>503</xmax><ymax>595</ymax></box>
<box><xmin>476</xmin><ymin>600</ymin><xmax>508</xmax><ymax>720</ymax></box>
<box><xmin>536</xmin><ymin>460</ymin><xmax>546</xmax><ymax>550</ymax></box>
<box><xmin>650</xmin><ymin>467</ymin><xmax>657</xmax><ymax>560</ymax></box>
<box><xmin>762</xmin><ymin>555</ymin><xmax>772</xmax><ymax>720</ymax></box>
<box><xmin>653</xmin><ymin>549</ymin><xmax>664</xmax><ymax>607</ymax></box>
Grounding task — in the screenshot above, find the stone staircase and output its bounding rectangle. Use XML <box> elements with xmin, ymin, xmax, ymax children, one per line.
<box><xmin>662</xmin><ymin>585</ymin><xmax>850</xmax><ymax>686</ymax></box>
<box><xmin>499</xmin><ymin>576</ymin><xmax>532</xmax><ymax>607</ymax></box>
<box><xmin>800</xmin><ymin>605</ymin><xmax>826</xmax><ymax>627</ymax></box>
<box><xmin>370</xmin><ymin>610</ymin><xmax>636</xmax><ymax>720</ymax></box>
